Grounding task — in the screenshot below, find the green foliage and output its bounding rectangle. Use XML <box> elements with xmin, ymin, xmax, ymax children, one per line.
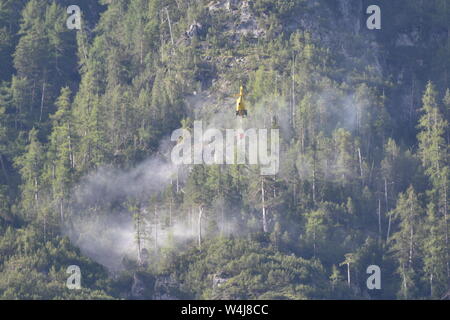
<box><xmin>0</xmin><ymin>0</ymin><xmax>449</xmax><ymax>300</ymax></box>
<box><xmin>0</xmin><ymin>225</ymin><xmax>112</xmax><ymax>299</ymax></box>
<box><xmin>157</xmin><ymin>238</ymin><xmax>330</xmax><ymax>300</ymax></box>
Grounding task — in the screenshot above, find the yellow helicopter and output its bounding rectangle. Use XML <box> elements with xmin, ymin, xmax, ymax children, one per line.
<box><xmin>235</xmin><ymin>86</ymin><xmax>248</xmax><ymax>117</ymax></box>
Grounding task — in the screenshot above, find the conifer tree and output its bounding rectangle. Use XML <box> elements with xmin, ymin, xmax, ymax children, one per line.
<box><xmin>46</xmin><ymin>87</ymin><xmax>74</xmax><ymax>225</ymax></box>
<box><xmin>390</xmin><ymin>186</ymin><xmax>424</xmax><ymax>299</ymax></box>
<box><xmin>15</xmin><ymin>128</ymin><xmax>43</xmax><ymax>219</ymax></box>
<box><xmin>417</xmin><ymin>82</ymin><xmax>449</xmax><ymax>284</ymax></box>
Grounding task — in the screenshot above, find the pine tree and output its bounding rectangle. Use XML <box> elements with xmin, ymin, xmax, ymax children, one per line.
<box><xmin>443</xmin><ymin>88</ymin><xmax>450</xmax><ymax>149</ymax></box>
<box><xmin>184</xmin><ymin>165</ymin><xmax>212</xmax><ymax>248</ymax></box>
<box><xmin>390</xmin><ymin>186</ymin><xmax>424</xmax><ymax>299</ymax></box>
<box><xmin>15</xmin><ymin>128</ymin><xmax>43</xmax><ymax>219</ymax></box>
<box><xmin>13</xmin><ymin>1</ymin><xmax>77</xmax><ymax>130</ymax></box>
<box><xmin>381</xmin><ymin>138</ymin><xmax>400</xmax><ymax>241</ymax></box>
<box><xmin>72</xmin><ymin>76</ymin><xmax>106</xmax><ymax>171</ymax></box>
<box><xmin>46</xmin><ymin>87</ymin><xmax>74</xmax><ymax>225</ymax></box>
<box><xmin>423</xmin><ymin>203</ymin><xmax>448</xmax><ymax>298</ymax></box>
<box><xmin>0</xmin><ymin>0</ymin><xmax>27</xmax><ymax>82</ymax></box>
<box><xmin>128</xmin><ymin>197</ymin><xmax>147</xmax><ymax>264</ymax></box>
<box><xmin>417</xmin><ymin>81</ymin><xmax>449</xmax><ymax>285</ymax></box>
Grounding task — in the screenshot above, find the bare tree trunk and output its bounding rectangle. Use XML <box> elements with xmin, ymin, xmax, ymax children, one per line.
<box><xmin>68</xmin><ymin>124</ymin><xmax>74</xmax><ymax>169</ymax></box>
<box><xmin>402</xmin><ymin>263</ymin><xmax>407</xmax><ymax>299</ymax></box>
<box><xmin>165</xmin><ymin>8</ymin><xmax>174</xmax><ymax>46</ymax></box>
<box><xmin>358</xmin><ymin>148</ymin><xmax>364</xmax><ymax>184</ymax></box>
<box><xmin>154</xmin><ymin>206</ymin><xmax>158</xmax><ymax>250</ymax></box>
<box><xmin>80</xmin><ymin>28</ymin><xmax>88</xmax><ymax>61</ymax></box>
<box><xmin>347</xmin><ymin>263</ymin><xmax>351</xmax><ymax>287</ymax></box>
<box><xmin>39</xmin><ymin>80</ymin><xmax>46</xmax><ymax>123</ymax></box>
<box><xmin>384</xmin><ymin>179</ymin><xmax>389</xmax><ymax>210</ymax></box>
<box><xmin>198</xmin><ymin>205</ymin><xmax>203</xmax><ymax>249</ymax></box>
<box><xmin>385</xmin><ymin>179</ymin><xmax>392</xmax><ymax>242</ymax></box>
<box><xmin>262</xmin><ymin>178</ymin><xmax>268</xmax><ymax>233</ymax></box>
<box><xmin>430</xmin><ymin>273</ymin><xmax>433</xmax><ymax>298</ymax></box>
<box><xmin>60</xmin><ymin>200</ymin><xmax>64</xmax><ymax>225</ymax></box>
<box><xmin>292</xmin><ymin>56</ymin><xmax>296</xmax><ymax>129</ymax></box>
<box><xmin>378</xmin><ymin>198</ymin><xmax>381</xmax><ymax>242</ymax></box>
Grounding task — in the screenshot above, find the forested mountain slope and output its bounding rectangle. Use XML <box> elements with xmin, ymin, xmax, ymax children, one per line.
<box><xmin>0</xmin><ymin>0</ymin><xmax>449</xmax><ymax>300</ymax></box>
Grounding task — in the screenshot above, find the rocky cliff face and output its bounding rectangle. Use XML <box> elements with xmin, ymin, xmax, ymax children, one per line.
<box><xmin>174</xmin><ymin>0</ymin><xmax>387</xmax><ymax>127</ymax></box>
<box><xmin>207</xmin><ymin>0</ymin><xmax>265</xmax><ymax>39</ymax></box>
<box><xmin>201</xmin><ymin>0</ymin><xmax>381</xmax><ymax>84</ymax></box>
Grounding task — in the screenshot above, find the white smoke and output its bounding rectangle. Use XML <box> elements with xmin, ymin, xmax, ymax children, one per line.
<box><xmin>64</xmin><ymin>79</ymin><xmax>372</xmax><ymax>272</ymax></box>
